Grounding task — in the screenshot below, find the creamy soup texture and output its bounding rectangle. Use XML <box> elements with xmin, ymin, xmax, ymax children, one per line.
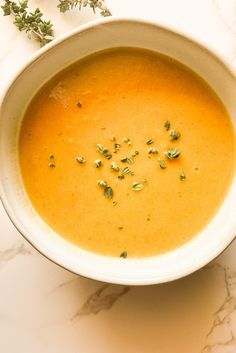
<box><xmin>19</xmin><ymin>48</ymin><xmax>235</xmax><ymax>258</ymax></box>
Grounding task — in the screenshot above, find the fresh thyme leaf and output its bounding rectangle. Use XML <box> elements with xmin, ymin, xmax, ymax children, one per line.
<box><xmin>76</xmin><ymin>156</ymin><xmax>86</xmax><ymax>164</ymax></box>
<box><xmin>146</xmin><ymin>139</ymin><xmax>154</xmax><ymax>145</ymax></box>
<box><xmin>132</xmin><ymin>150</ymin><xmax>139</xmax><ymax>157</ymax></box>
<box><xmin>96</xmin><ymin>143</ymin><xmax>112</xmax><ymax>159</ymax></box>
<box><xmin>77</xmin><ymin>101</ymin><xmax>82</xmax><ymax>108</ymax></box>
<box><xmin>180</xmin><ymin>171</ymin><xmax>186</xmax><ymax>181</ymax></box>
<box><xmin>148</xmin><ymin>148</ymin><xmax>159</xmax><ymax>154</ymax></box>
<box><xmin>49</xmin><ymin>154</ymin><xmax>55</xmax><ymax>160</ymax></box>
<box><xmin>164</xmin><ymin>120</ymin><xmax>170</xmax><ymax>131</ymax></box>
<box><xmin>120</xmin><ymin>251</ymin><xmax>127</xmax><ymax>258</ymax></box>
<box><xmin>1</xmin><ymin>0</ymin><xmax>54</xmax><ymax>47</ymax></box>
<box><xmin>94</xmin><ymin>159</ymin><xmax>102</xmax><ymax>168</ymax></box>
<box><xmin>49</xmin><ymin>163</ymin><xmax>55</xmax><ymax>168</ymax></box>
<box><xmin>104</xmin><ymin>186</ymin><xmax>113</xmax><ymax>199</ymax></box>
<box><xmin>97</xmin><ymin>180</ymin><xmax>107</xmax><ymax>188</ymax></box>
<box><xmin>132</xmin><ymin>182</ymin><xmax>144</xmax><ymax>191</ymax></box>
<box><xmin>159</xmin><ymin>160</ymin><xmax>166</xmax><ymax>169</ymax></box>
<box><xmin>111</xmin><ymin>161</ymin><xmax>120</xmax><ymax>172</ymax></box>
<box><xmin>114</xmin><ymin>143</ymin><xmax>121</xmax><ymax>151</ymax></box>
<box><xmin>118</xmin><ymin>166</ymin><xmax>130</xmax><ymax>179</ymax></box>
<box><xmin>121</xmin><ymin>157</ymin><xmax>134</xmax><ymax>164</ymax></box>
<box><xmin>165</xmin><ymin>148</ymin><xmax>181</xmax><ymax>160</ymax></box>
<box><xmin>58</xmin><ymin>0</ymin><xmax>112</xmax><ymax>17</ymax></box>
<box><xmin>123</xmin><ymin>137</ymin><xmax>131</xmax><ymax>145</ymax></box>
<box><xmin>170</xmin><ymin>130</ymin><xmax>181</xmax><ymax>140</ymax></box>
<box><xmin>112</xmin><ymin>201</ymin><xmax>118</xmax><ymax>206</ymax></box>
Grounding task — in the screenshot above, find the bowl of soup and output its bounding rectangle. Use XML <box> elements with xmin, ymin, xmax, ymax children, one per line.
<box><xmin>0</xmin><ymin>18</ymin><xmax>236</xmax><ymax>285</ymax></box>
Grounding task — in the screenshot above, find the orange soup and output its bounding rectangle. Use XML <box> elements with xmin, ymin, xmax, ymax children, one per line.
<box><xmin>19</xmin><ymin>48</ymin><xmax>236</xmax><ymax>258</ymax></box>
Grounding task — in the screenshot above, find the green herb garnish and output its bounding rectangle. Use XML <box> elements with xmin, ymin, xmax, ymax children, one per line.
<box><xmin>104</xmin><ymin>186</ymin><xmax>113</xmax><ymax>199</ymax></box>
<box><xmin>132</xmin><ymin>150</ymin><xmax>139</xmax><ymax>157</ymax></box>
<box><xmin>94</xmin><ymin>159</ymin><xmax>102</xmax><ymax>168</ymax></box>
<box><xmin>76</xmin><ymin>156</ymin><xmax>86</xmax><ymax>164</ymax></box>
<box><xmin>118</xmin><ymin>166</ymin><xmax>131</xmax><ymax>179</ymax></box>
<box><xmin>114</xmin><ymin>143</ymin><xmax>121</xmax><ymax>152</ymax></box>
<box><xmin>121</xmin><ymin>157</ymin><xmax>134</xmax><ymax>164</ymax></box>
<box><xmin>148</xmin><ymin>148</ymin><xmax>159</xmax><ymax>154</ymax></box>
<box><xmin>180</xmin><ymin>171</ymin><xmax>186</xmax><ymax>181</ymax></box>
<box><xmin>165</xmin><ymin>148</ymin><xmax>181</xmax><ymax>160</ymax></box>
<box><xmin>49</xmin><ymin>163</ymin><xmax>55</xmax><ymax>168</ymax></box>
<box><xmin>159</xmin><ymin>160</ymin><xmax>166</xmax><ymax>169</ymax></box>
<box><xmin>97</xmin><ymin>180</ymin><xmax>107</xmax><ymax>188</ymax></box>
<box><xmin>146</xmin><ymin>139</ymin><xmax>154</xmax><ymax>145</ymax></box>
<box><xmin>58</xmin><ymin>0</ymin><xmax>112</xmax><ymax>17</ymax></box>
<box><xmin>111</xmin><ymin>161</ymin><xmax>120</xmax><ymax>172</ymax></box>
<box><xmin>77</xmin><ymin>101</ymin><xmax>82</xmax><ymax>108</ymax></box>
<box><xmin>1</xmin><ymin>0</ymin><xmax>54</xmax><ymax>47</ymax></box>
<box><xmin>123</xmin><ymin>137</ymin><xmax>131</xmax><ymax>145</ymax></box>
<box><xmin>96</xmin><ymin>144</ymin><xmax>112</xmax><ymax>160</ymax></box>
<box><xmin>170</xmin><ymin>130</ymin><xmax>181</xmax><ymax>140</ymax></box>
<box><xmin>132</xmin><ymin>182</ymin><xmax>144</xmax><ymax>191</ymax></box>
<box><xmin>164</xmin><ymin>120</ymin><xmax>170</xmax><ymax>131</ymax></box>
<box><xmin>120</xmin><ymin>251</ymin><xmax>127</xmax><ymax>258</ymax></box>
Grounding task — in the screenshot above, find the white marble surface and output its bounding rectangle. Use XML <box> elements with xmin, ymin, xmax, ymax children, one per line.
<box><xmin>1</xmin><ymin>1</ymin><xmax>236</xmax><ymax>352</ymax></box>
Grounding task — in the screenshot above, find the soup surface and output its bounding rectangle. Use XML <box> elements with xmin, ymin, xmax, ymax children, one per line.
<box><xmin>19</xmin><ymin>48</ymin><xmax>235</xmax><ymax>258</ymax></box>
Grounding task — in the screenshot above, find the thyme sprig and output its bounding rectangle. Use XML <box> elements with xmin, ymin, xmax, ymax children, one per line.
<box><xmin>58</xmin><ymin>0</ymin><xmax>111</xmax><ymax>17</ymax></box>
<box><xmin>1</xmin><ymin>0</ymin><xmax>54</xmax><ymax>47</ymax></box>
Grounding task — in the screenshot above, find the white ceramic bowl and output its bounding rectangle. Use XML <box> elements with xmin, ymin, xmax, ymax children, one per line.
<box><xmin>0</xmin><ymin>18</ymin><xmax>236</xmax><ymax>285</ymax></box>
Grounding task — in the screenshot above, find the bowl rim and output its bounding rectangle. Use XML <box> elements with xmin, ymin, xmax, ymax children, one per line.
<box><xmin>1</xmin><ymin>16</ymin><xmax>236</xmax><ymax>285</ymax></box>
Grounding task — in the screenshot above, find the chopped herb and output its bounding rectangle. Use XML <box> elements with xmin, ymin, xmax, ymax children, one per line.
<box><xmin>164</xmin><ymin>120</ymin><xmax>170</xmax><ymax>131</ymax></box>
<box><xmin>170</xmin><ymin>130</ymin><xmax>181</xmax><ymax>140</ymax></box>
<box><xmin>94</xmin><ymin>159</ymin><xmax>102</xmax><ymax>168</ymax></box>
<box><xmin>132</xmin><ymin>182</ymin><xmax>144</xmax><ymax>191</ymax></box>
<box><xmin>146</xmin><ymin>139</ymin><xmax>154</xmax><ymax>145</ymax></box>
<box><xmin>165</xmin><ymin>148</ymin><xmax>181</xmax><ymax>160</ymax></box>
<box><xmin>118</xmin><ymin>166</ymin><xmax>131</xmax><ymax>179</ymax></box>
<box><xmin>120</xmin><ymin>251</ymin><xmax>127</xmax><ymax>258</ymax></box>
<box><xmin>121</xmin><ymin>157</ymin><xmax>134</xmax><ymax>164</ymax></box>
<box><xmin>111</xmin><ymin>161</ymin><xmax>120</xmax><ymax>172</ymax></box>
<box><xmin>159</xmin><ymin>160</ymin><xmax>166</xmax><ymax>169</ymax></box>
<box><xmin>123</xmin><ymin>137</ymin><xmax>131</xmax><ymax>145</ymax></box>
<box><xmin>49</xmin><ymin>163</ymin><xmax>55</xmax><ymax>168</ymax></box>
<box><xmin>114</xmin><ymin>143</ymin><xmax>121</xmax><ymax>151</ymax></box>
<box><xmin>143</xmin><ymin>179</ymin><xmax>148</xmax><ymax>183</ymax></box>
<box><xmin>118</xmin><ymin>226</ymin><xmax>123</xmax><ymax>230</ymax></box>
<box><xmin>112</xmin><ymin>201</ymin><xmax>118</xmax><ymax>206</ymax></box>
<box><xmin>180</xmin><ymin>171</ymin><xmax>186</xmax><ymax>181</ymax></box>
<box><xmin>76</xmin><ymin>156</ymin><xmax>86</xmax><ymax>164</ymax></box>
<box><xmin>148</xmin><ymin>147</ymin><xmax>159</xmax><ymax>154</ymax></box>
<box><xmin>77</xmin><ymin>101</ymin><xmax>82</xmax><ymax>108</ymax></box>
<box><xmin>104</xmin><ymin>186</ymin><xmax>113</xmax><ymax>199</ymax></box>
<box><xmin>97</xmin><ymin>180</ymin><xmax>107</xmax><ymax>188</ymax></box>
<box><xmin>49</xmin><ymin>154</ymin><xmax>54</xmax><ymax>160</ymax></box>
<box><xmin>96</xmin><ymin>144</ymin><xmax>112</xmax><ymax>160</ymax></box>
<box><xmin>132</xmin><ymin>150</ymin><xmax>139</xmax><ymax>157</ymax></box>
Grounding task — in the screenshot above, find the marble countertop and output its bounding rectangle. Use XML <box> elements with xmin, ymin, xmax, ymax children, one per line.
<box><xmin>1</xmin><ymin>1</ymin><xmax>236</xmax><ymax>352</ymax></box>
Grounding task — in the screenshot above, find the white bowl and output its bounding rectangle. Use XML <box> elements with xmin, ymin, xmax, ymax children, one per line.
<box><xmin>0</xmin><ymin>18</ymin><xmax>236</xmax><ymax>285</ymax></box>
